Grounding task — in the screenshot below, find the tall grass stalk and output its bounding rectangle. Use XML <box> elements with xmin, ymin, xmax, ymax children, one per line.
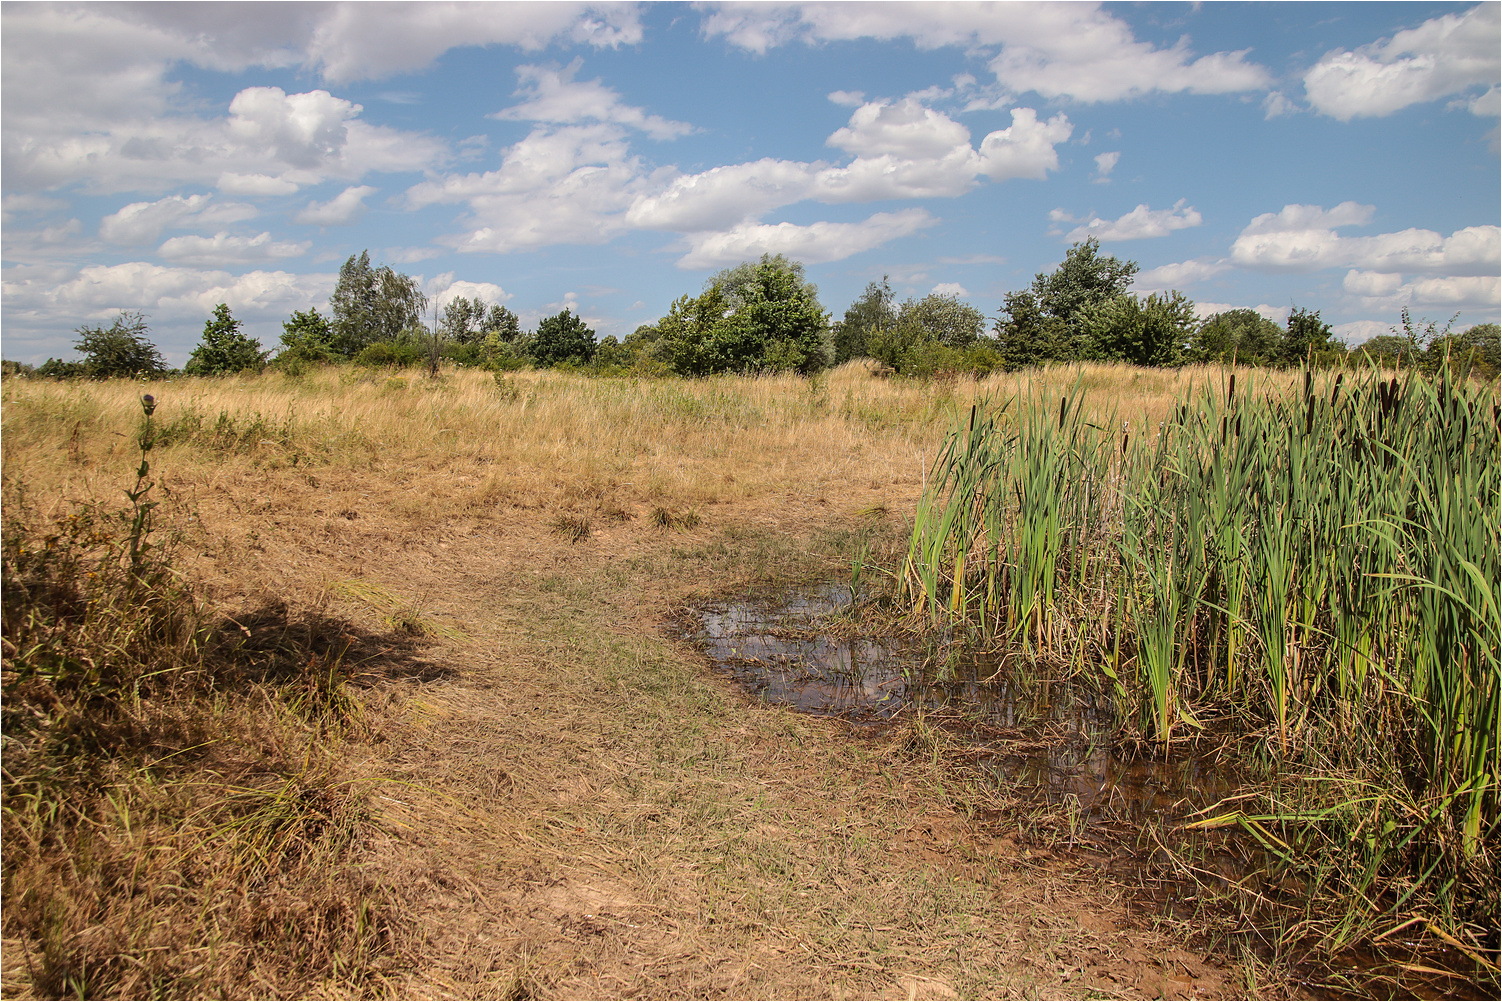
<box><xmin>903</xmin><ymin>364</ymin><xmax>1500</xmax><ymax>954</ymax></box>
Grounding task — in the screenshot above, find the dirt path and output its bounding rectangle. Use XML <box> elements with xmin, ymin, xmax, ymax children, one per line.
<box><xmin>207</xmin><ymin>484</ymin><xmax>1249</xmax><ymax>1000</ymax></box>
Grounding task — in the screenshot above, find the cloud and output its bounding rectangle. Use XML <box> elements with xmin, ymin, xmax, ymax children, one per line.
<box><xmin>1055</xmin><ymin>199</ymin><xmax>1202</xmax><ymax>242</ymax></box>
<box><xmin>1092</xmin><ymin>151</ymin><xmax>1120</xmax><ymax>181</ymax></box>
<box><xmin>0</xmin><ymin>261</ymin><xmax>336</xmax><ymax>363</ymax></box>
<box><xmin>217</xmin><ymin>173</ymin><xmax>303</xmax><ymax>196</ymax></box>
<box><xmin>1262</xmin><ymin>91</ymin><xmax>1299</xmax><ymax>118</ymax></box>
<box><xmin>408</xmin><ymin>123</ymin><xmax>661</xmax><ymax>253</ymax></box>
<box><xmin>1334</xmin><ymin>320</ymin><xmax>1394</xmax><ymax>345</ymax></box>
<box><xmin>1231</xmin><ymin>203</ymin><xmax>1501</xmax><ymax>276</ymax></box>
<box><xmin>701</xmin><ymin>2</ymin><xmax>1272</xmax><ymax>102</ymax></box>
<box><xmin>492</xmin><ymin>60</ymin><xmax>693</xmax><ymax>140</ymax></box>
<box><xmin>974</xmin><ymin>108</ymin><xmax>1073</xmax><ymax>180</ymax></box>
<box><xmin>6</xmin><ymin>80</ymin><xmax>445</xmax><ymax>195</ymax></box>
<box><xmin>931</xmin><ymin>282</ymin><xmax>970</xmax><ymax>297</ymax></box>
<box><xmin>1134</xmin><ymin>258</ymin><xmax>1231</xmax><ymax>290</ymax></box>
<box><xmin>294</xmin><ymin>185</ymin><xmax>379</xmax><ymax>225</ymax></box>
<box><xmin>304</xmin><ymin>2</ymin><xmax>645</xmax><ymax>83</ymax></box>
<box><xmin>424</xmin><ymin>97</ymin><xmax>1069</xmax><ymax>256</ymax></box>
<box><xmin>1303</xmin><ymin>4</ymin><xmax>1500</xmax><ymax>120</ymax></box>
<box><xmin>1342</xmin><ymin>270</ymin><xmax>1404</xmax><ymax>298</ymax></box>
<box><xmin>828</xmin><ymin>90</ymin><xmax>866</xmax><ymax>107</ymax></box>
<box><xmin>627</xmin><ymin>159</ymin><xmax>821</xmax><ymax>232</ymax></box>
<box><xmin>156</xmin><ymin>231</ymin><xmax>311</xmax><ymax>267</ymax></box>
<box><xmin>676</xmin><ymin>208</ymin><xmax>938</xmax><ymax>269</ymax></box>
<box><xmin>827</xmin><ymin>98</ymin><xmax>972</xmax><ymax>159</ymax></box>
<box><xmin>426</xmin><ymin>272</ymin><xmax>514</xmax><ymax>309</ymax></box>
<box><xmin>99</xmin><ymin>194</ymin><xmax>259</xmax><ymax>245</ymax></box>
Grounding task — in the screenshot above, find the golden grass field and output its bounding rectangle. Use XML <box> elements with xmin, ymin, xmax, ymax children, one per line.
<box><xmin>2</xmin><ymin>362</ymin><xmax>1359</xmax><ymax>999</ymax></box>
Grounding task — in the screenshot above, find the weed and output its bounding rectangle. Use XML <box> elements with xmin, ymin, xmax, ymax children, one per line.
<box><xmin>651</xmin><ymin>505</ymin><xmax>701</xmax><ymax>530</ymax></box>
<box><xmin>551</xmin><ymin>513</ymin><xmax>592</xmax><ymax>543</ymax></box>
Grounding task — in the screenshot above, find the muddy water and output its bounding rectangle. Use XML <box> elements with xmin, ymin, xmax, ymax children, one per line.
<box><xmin>688</xmin><ymin>586</ymin><xmax>1494</xmax><ymax>998</ymax></box>
<box><xmin>689</xmin><ymin>584</ymin><xmax>1245</xmax><ymax>827</ymax></box>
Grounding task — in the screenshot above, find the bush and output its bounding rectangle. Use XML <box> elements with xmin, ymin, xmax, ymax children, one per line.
<box><xmin>354</xmin><ymin>339</ymin><xmax>426</xmax><ymax>368</ymax></box>
<box><xmin>74</xmin><ymin>312</ymin><xmax>167</xmax><ymax>379</ymax></box>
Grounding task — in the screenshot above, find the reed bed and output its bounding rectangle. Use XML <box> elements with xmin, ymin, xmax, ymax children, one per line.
<box><xmin>902</xmin><ymin>364</ymin><xmax>1500</xmax><ymax>963</ymax></box>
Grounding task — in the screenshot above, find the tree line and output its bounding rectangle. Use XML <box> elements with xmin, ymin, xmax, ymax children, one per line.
<box><xmin>6</xmin><ymin>242</ymin><xmax>1498</xmax><ymax>381</ymax></box>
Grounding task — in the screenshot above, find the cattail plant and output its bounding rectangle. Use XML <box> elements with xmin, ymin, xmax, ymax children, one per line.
<box><xmin>901</xmin><ymin>362</ymin><xmax>1500</xmax><ymax>947</ymax></box>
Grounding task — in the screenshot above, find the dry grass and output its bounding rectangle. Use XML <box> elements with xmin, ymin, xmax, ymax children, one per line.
<box><xmin>0</xmin><ymin>362</ymin><xmax>1306</xmax><ymax>1000</ymax></box>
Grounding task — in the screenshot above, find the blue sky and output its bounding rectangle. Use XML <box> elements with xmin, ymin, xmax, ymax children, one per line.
<box><xmin>2</xmin><ymin>1</ymin><xmax>1498</xmax><ymax>366</ymax></box>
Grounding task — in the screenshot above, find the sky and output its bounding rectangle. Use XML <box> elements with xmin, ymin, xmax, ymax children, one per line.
<box><xmin>2</xmin><ymin>1</ymin><xmax>1498</xmax><ymax>367</ymax></box>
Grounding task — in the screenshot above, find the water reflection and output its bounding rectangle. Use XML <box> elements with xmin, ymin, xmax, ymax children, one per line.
<box><xmin>690</xmin><ymin>584</ymin><xmax>1242</xmax><ymax>824</ymax></box>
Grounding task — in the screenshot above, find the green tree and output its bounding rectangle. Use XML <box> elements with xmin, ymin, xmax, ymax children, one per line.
<box><xmin>441</xmin><ymin>296</ymin><xmax>520</xmax><ymax>345</ymax></box>
<box><xmin>328</xmin><ymin>251</ymin><xmax>428</xmax><ymax>358</ymax></box>
<box><xmin>1190</xmin><ymin>308</ymin><xmax>1284</xmax><ymax>366</ymax></box>
<box><xmin>870</xmin><ymin>292</ymin><xmax>989</xmax><ymax>373</ymax></box>
<box><xmin>655</xmin><ymin>287</ymin><xmax>734</xmax><ymax>377</ymax></box>
<box><xmin>1280</xmin><ymin>307</ymin><xmax>1344</xmax><ymax>368</ymax></box>
<box><xmin>995</xmin><ymin>238</ymin><xmax>1140</xmax><ymax>367</ymax></box>
<box><xmin>74</xmin><ymin>311</ymin><xmax>167</xmax><ymax>379</ymax></box>
<box><xmin>185</xmin><ymin>304</ymin><xmax>266</xmax><ymax>375</ymax></box>
<box><xmin>1081</xmin><ymin>291</ymin><xmax>1198</xmax><ymax>367</ymax></box>
<box><xmin>531</xmin><ymin>309</ymin><xmax>597</xmax><ymax>367</ymax></box>
<box><xmin>831</xmin><ymin>278</ymin><xmax>895</xmax><ymax>364</ymax></box>
<box><xmin>1447</xmin><ymin>322</ymin><xmax>1501</xmax><ymax>379</ymax></box>
<box><xmin>721</xmin><ymin>258</ymin><xmax>832</xmax><ymax>374</ymax></box>
<box><xmin>994</xmin><ymin>289</ymin><xmax>1069</xmax><ymax>370</ymax></box>
<box><xmin>1352</xmin><ymin>333</ymin><xmax>1420</xmax><ymax>369</ymax></box>
<box><xmin>277</xmin><ymin>308</ymin><xmax>337</xmax><ymax>364</ymax></box>
<box><xmin>658</xmin><ymin>257</ymin><xmax>830</xmax><ymax>376</ymax></box>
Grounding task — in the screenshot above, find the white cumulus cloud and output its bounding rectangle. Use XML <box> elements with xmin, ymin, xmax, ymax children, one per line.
<box><xmin>99</xmin><ymin>194</ymin><xmax>259</xmax><ymax>245</ymax></box>
<box><xmin>492</xmin><ymin>60</ymin><xmax>693</xmax><ymax>140</ymax></box>
<box><xmin>156</xmin><ymin>231</ymin><xmax>311</xmax><ymax>267</ymax></box>
<box><xmin>700</xmin><ymin>2</ymin><xmax>1271</xmax><ymax>103</ymax></box>
<box><xmin>1056</xmin><ymin>199</ymin><xmax>1202</xmax><ymax>242</ymax></box>
<box><xmin>1134</xmin><ymin>258</ymin><xmax>1232</xmax><ymax>291</ymax></box>
<box><xmin>294</xmin><ymin>185</ymin><xmax>379</xmax><ymax>226</ymax></box>
<box><xmin>676</xmin><ymin>208</ymin><xmax>938</xmax><ymax>269</ymax></box>
<box><xmin>1303</xmin><ymin>4</ymin><xmax>1500</xmax><ymax>120</ymax></box>
<box><xmin>1231</xmin><ymin>203</ymin><xmax>1501</xmax><ymax>276</ymax></box>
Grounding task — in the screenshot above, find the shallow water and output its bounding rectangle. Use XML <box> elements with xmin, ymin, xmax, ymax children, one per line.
<box><xmin>689</xmin><ymin>584</ymin><xmax>1244</xmax><ymax>825</ymax></box>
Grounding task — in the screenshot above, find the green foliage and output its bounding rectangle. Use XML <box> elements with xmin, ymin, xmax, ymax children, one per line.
<box><xmin>831</xmin><ymin>277</ymin><xmax>895</xmax><ymax>364</ymax></box>
<box><xmin>994</xmin><ymin>289</ymin><xmax>1070</xmax><ymax>370</ymax></box>
<box><xmin>994</xmin><ymin>239</ymin><xmax>1144</xmax><ymax>369</ymax></box>
<box><xmin>1080</xmin><ymin>290</ymin><xmax>1198</xmax><ymax>367</ymax></box>
<box><xmin>1190</xmin><ymin>308</ymin><xmax>1284</xmax><ymax>366</ymax></box>
<box><xmin>72</xmin><ymin>311</ymin><xmax>168</xmax><ymax>379</ymax></box>
<box><xmin>1280</xmin><ymin>307</ymin><xmax>1344</xmax><ymax>367</ymax></box>
<box><xmin>870</xmin><ymin>293</ymin><xmax>991</xmax><ymax>374</ymax></box>
<box><xmin>185</xmin><ymin>304</ymin><xmax>267</xmax><ymax>376</ymax></box>
<box><xmin>354</xmin><ymin>337</ymin><xmax>428</xmax><ymax>369</ymax></box>
<box><xmin>33</xmin><ymin>357</ymin><xmax>89</xmax><ymax>379</ymax></box>
<box><xmin>1446</xmin><ymin>322</ymin><xmax>1501</xmax><ymax>380</ymax></box>
<box><xmin>1033</xmin><ymin>237</ymin><xmax>1138</xmax><ymax>332</ymax></box>
<box><xmin>654</xmin><ymin>288</ymin><xmax>733</xmax><ymax>377</ymax></box>
<box><xmin>656</xmin><ymin>257</ymin><xmax>831</xmax><ymax>376</ymax></box>
<box><xmin>531</xmin><ymin>309</ymin><xmax>597</xmax><ymax>368</ymax></box>
<box><xmin>440</xmin><ymin>296</ymin><xmax>520</xmax><ymax>346</ymax></box>
<box><xmin>904</xmin><ymin>368</ymin><xmax>1500</xmax><ymax>944</ymax></box>
<box><xmin>276</xmin><ymin>308</ymin><xmax>337</xmax><ymax>366</ymax></box>
<box><xmin>1352</xmin><ymin>333</ymin><xmax>1419</xmax><ymax>369</ymax></box>
<box><xmin>327</xmin><ymin>251</ymin><xmax>427</xmax><ymax>359</ymax></box>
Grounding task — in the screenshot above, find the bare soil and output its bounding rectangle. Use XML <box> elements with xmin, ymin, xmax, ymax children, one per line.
<box><xmin>194</xmin><ymin>481</ymin><xmax>1252</xmax><ymax>1000</ymax></box>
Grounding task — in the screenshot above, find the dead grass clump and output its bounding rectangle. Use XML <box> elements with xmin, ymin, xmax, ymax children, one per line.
<box><xmin>550</xmin><ymin>513</ymin><xmax>592</xmax><ymax>543</ymax></box>
<box><xmin>650</xmin><ymin>505</ymin><xmax>700</xmax><ymax>530</ymax></box>
<box><xmin>1</xmin><ymin>426</ymin><xmax>411</xmax><ymax>997</ymax></box>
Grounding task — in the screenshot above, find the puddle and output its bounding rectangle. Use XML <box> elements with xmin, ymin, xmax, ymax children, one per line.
<box><xmin>685</xmin><ymin>585</ymin><xmax>1495</xmax><ymax>998</ymax></box>
<box><xmin>688</xmin><ymin>584</ymin><xmax>1244</xmax><ymax>827</ymax></box>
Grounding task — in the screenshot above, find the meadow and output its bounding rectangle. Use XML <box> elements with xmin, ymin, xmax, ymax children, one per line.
<box><xmin>1</xmin><ymin>361</ymin><xmax>1495</xmax><ymax>998</ymax></box>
